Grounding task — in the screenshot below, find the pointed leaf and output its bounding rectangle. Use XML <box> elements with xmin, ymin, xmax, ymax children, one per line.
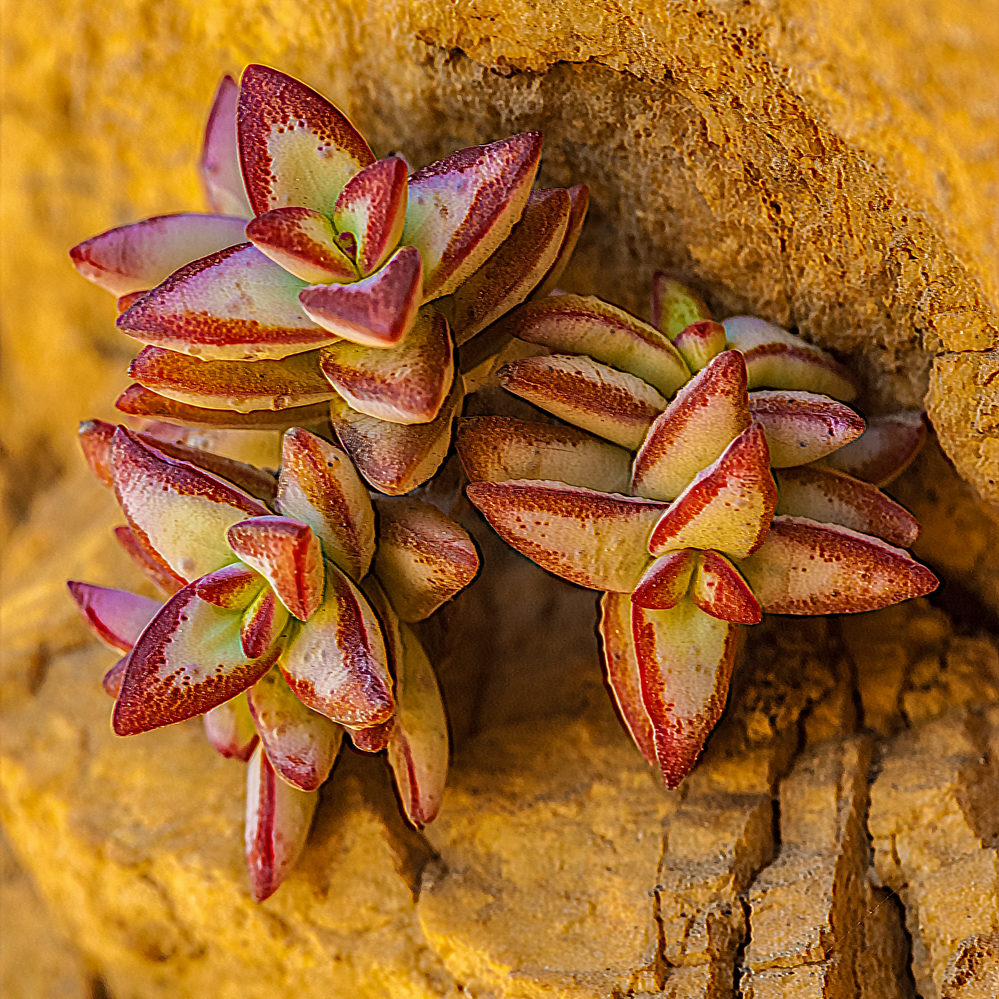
<box><xmin>277</xmin><ymin>428</ymin><xmax>375</xmax><ymax>579</ymax></box>
<box><xmin>70</xmin><ymin>214</ymin><xmax>248</xmax><ymax>296</ymax></box>
<box><xmin>691</xmin><ymin>551</ymin><xmax>761</xmax><ymax>624</ymax></box>
<box><xmin>740</xmin><ymin>515</ymin><xmax>939</xmax><ymax>614</ymax></box>
<box><xmin>227</xmin><ymin>516</ymin><xmax>324</xmax><ymax>621</ymax></box>
<box><xmin>195</xmin><ymin>562</ymin><xmax>264</xmax><ymax>609</ymax></box>
<box><xmin>349</xmin><ymin>721</ymin><xmax>395</xmax><ymax>753</ymax></box>
<box><xmin>723</xmin><ymin>316</ymin><xmax>857</xmax><ymax>401</ymax></box>
<box><xmin>330</xmin><ymin>375</ymin><xmax>463</xmax><ymax>495</ymax></box>
<box><xmin>279</xmin><ymin>563</ymin><xmax>394</xmax><ymax>727</ymax></box>
<box><xmin>200</xmin><ymin>75</ymin><xmax>253</xmax><ymax>218</ymax></box>
<box><xmin>456</xmin><ymin>415</ymin><xmax>632</xmax><ymax>493</ymax></box>
<box><xmin>300</xmin><ymin>245</ymin><xmax>423</xmax><ymax>349</ymax></box>
<box><xmin>103</xmin><ymin>656</ymin><xmax>128</xmax><ymax>698</ymax></box>
<box><xmin>466</xmin><ymin>479</ymin><xmax>665</xmax><ymax>591</ymax></box>
<box><xmin>113</xmin><ymin>524</ymin><xmax>185</xmax><ymax>595</ymax></box>
<box><xmin>499</xmin><ymin>294</ymin><xmax>690</xmax><ymax>397</ymax></box>
<box><xmin>245</xmin><ymin>744</ymin><xmax>318</xmax><ymax>902</ymax></box>
<box><xmin>598</xmin><ymin>592</ymin><xmax>657</xmax><ymax>766</ymax></box>
<box><xmin>822</xmin><ymin>411</ymin><xmax>927</xmax><ymax>486</ymax></box>
<box><xmin>371</xmin><ymin>496</ymin><xmax>479</xmax><ymax>621</ymax></box>
<box><xmin>775</xmin><ymin>465</ymin><xmax>919</xmax><ymax>547</ymax></box>
<box><xmin>648</xmin><ymin>424</ymin><xmax>777</xmax><ymax>559</ymax></box>
<box><xmin>319</xmin><ymin>302</ymin><xmax>452</xmax><ymax>423</ymax></box>
<box><xmin>247</xmin><ymin>668</ymin><xmax>343</xmax><ymax>791</ymax></box>
<box><xmin>78</xmin><ymin>419</ymin><xmax>116</xmax><ymax>487</ymax></box>
<box><xmin>529</xmin><ymin>184</ymin><xmax>590</xmax><ymax>301</ymax></box>
<box><xmin>749</xmin><ymin>390</ymin><xmax>865</xmax><ymax>467</ymax></box>
<box><xmin>499</xmin><ymin>354</ymin><xmax>667</xmax><ymax>450</ymax></box>
<box><xmin>241</xmin><ymin>587</ymin><xmax>291</xmax><ymax>658</ymax></box>
<box><xmin>67</xmin><ymin>582</ymin><xmax>163</xmax><ymax>653</ymax></box>
<box><xmin>113</xmin><ymin>582</ymin><xmax>281</xmax><ymax>735</ymax></box>
<box><xmin>237</xmin><ymin>64</ymin><xmax>374</xmax><ymax>216</ymax></box>
<box><xmin>673</xmin><ymin>320</ymin><xmax>728</xmax><ymax>372</ymax></box>
<box><xmin>334</xmin><ymin>156</ymin><xmax>409</xmax><ymax>277</ymax></box>
<box><xmin>245</xmin><ymin>207</ymin><xmax>357</xmax><ymax>283</ymax></box>
<box><xmin>633</xmin><ymin>597</ymin><xmax>740</xmax><ymax>788</ymax></box>
<box><xmin>203</xmin><ymin>691</ymin><xmax>259</xmax><ymax>760</ymax></box>
<box><xmin>631</xmin><ymin>550</ymin><xmax>696</xmax><ymax>610</ymax></box>
<box><xmin>632</xmin><ymin>350</ymin><xmax>751</xmax><ymax>501</ymax></box>
<box><xmin>651</xmin><ymin>273</ymin><xmax>712</xmax><ymax>339</ymax></box>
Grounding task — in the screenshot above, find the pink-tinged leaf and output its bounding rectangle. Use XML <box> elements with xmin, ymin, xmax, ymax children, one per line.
<box><xmin>279</xmin><ymin>563</ymin><xmax>394</xmax><ymax>727</ymax></box>
<box><xmin>691</xmin><ymin>551</ymin><xmax>761</xmax><ymax>624</ymax></box>
<box><xmin>633</xmin><ymin>597</ymin><xmax>740</xmax><ymax>788</ymax></box>
<box><xmin>227</xmin><ymin>517</ymin><xmax>324</xmax><ymax>621</ymax></box>
<box><xmin>822</xmin><ymin>411</ymin><xmax>927</xmax><ymax>486</ymax></box>
<box><xmin>673</xmin><ymin>320</ymin><xmax>728</xmax><ymax>372</ymax></box>
<box><xmin>111</xmin><ymin>427</ymin><xmax>270</xmax><ymax>582</ymax></box>
<box><xmin>775</xmin><ymin>465</ymin><xmax>919</xmax><ymax>547</ymax></box>
<box><xmin>740</xmin><ymin>516</ymin><xmax>939</xmax><ymax>615</ymax></box>
<box><xmin>749</xmin><ymin>390</ymin><xmax>865</xmax><ymax>467</ymax></box>
<box><xmin>247</xmin><ymin>668</ymin><xmax>343</xmax><ymax>791</ymax></box>
<box><xmin>300</xmin><ymin>245</ymin><xmax>423</xmax><ymax>349</ymax></box>
<box><xmin>529</xmin><ymin>184</ymin><xmax>590</xmax><ymax>301</ymax></box>
<box><xmin>402</xmin><ymin>132</ymin><xmax>543</xmax><ymax>299</ymax></box>
<box><xmin>349</xmin><ymin>720</ymin><xmax>395</xmax><ymax>753</ymax></box>
<box><xmin>78</xmin><ymin>419</ymin><xmax>115</xmax><ymax>487</ymax></box>
<box><xmin>598</xmin><ymin>592</ymin><xmax>657</xmax><ymax>766</ymax></box>
<box><xmin>203</xmin><ymin>691</ymin><xmax>259</xmax><ymax>760</ymax></box>
<box><xmin>112</xmin><ymin>582</ymin><xmax>281</xmax><ymax>735</ymax></box>
<box><xmin>334</xmin><ymin>157</ymin><xmax>409</xmax><ymax>277</ymax></box>
<box><xmin>70</xmin><ymin>214</ymin><xmax>248</xmax><ymax>296</ymax></box>
<box><xmin>245</xmin><ymin>744</ymin><xmax>318</xmax><ymax>902</ymax></box>
<box><xmin>116</xmin><ymin>383</ymin><xmax>332</xmax><ymax>431</ymax></box>
<box><xmin>466</xmin><ymin>479</ymin><xmax>666</xmax><ymax>592</ymax></box>
<box><xmin>200</xmin><ymin>75</ymin><xmax>253</xmax><ymax>218</ymax></box>
<box><xmin>319</xmin><ymin>302</ymin><xmax>452</xmax><ymax>423</ymax></box>
<box><xmin>648</xmin><ymin>424</ymin><xmax>778</xmax><ymax>559</ymax></box>
<box><xmin>244</xmin><ymin>207</ymin><xmax>357</xmax><ymax>284</ymax></box>
<box><xmin>117</xmin><ymin>244</ymin><xmax>335</xmax><ymax>362</ymax></box>
<box><xmin>651</xmin><ymin>273</ymin><xmax>712</xmax><ymax>340</ymax></box>
<box><xmin>631</xmin><ymin>350</ymin><xmax>751</xmax><ymax>501</ymax></box>
<box><xmin>499</xmin><ymin>354</ymin><xmax>667</xmax><ymax>450</ymax></box>
<box><xmin>443</xmin><ymin>188</ymin><xmax>570</xmax><ymax>345</ymax></box>
<box><xmin>631</xmin><ymin>550</ymin><xmax>696</xmax><ymax>611</ymax></box>
<box><xmin>129</xmin><ymin>345</ymin><xmax>336</xmax><ymax>415</ymax></box>
<box><xmin>330</xmin><ymin>376</ymin><xmax>463</xmax><ymax>495</ymax></box>
<box><xmin>113</xmin><ymin>525</ymin><xmax>186</xmax><ymax>595</ymax></box>
<box><xmin>277</xmin><ymin>428</ymin><xmax>375</xmax><ymax>580</ymax></box>
<box><xmin>241</xmin><ymin>587</ymin><xmax>290</xmax><ymax>658</ymax></box>
<box><xmin>103</xmin><ymin>656</ymin><xmax>128</xmax><ymax>698</ymax></box>
<box><xmin>500</xmin><ymin>294</ymin><xmax>690</xmax><ymax>398</ymax></box>
<box><xmin>456</xmin><ymin>415</ymin><xmax>632</xmax><ymax>494</ymax></box>
<box><xmin>67</xmin><ymin>582</ymin><xmax>163</xmax><ymax>654</ymax></box>
<box><xmin>117</xmin><ymin>290</ymin><xmax>150</xmax><ymax>313</ymax></box>
<box><xmin>371</xmin><ymin>496</ymin><xmax>479</xmax><ymax>622</ymax></box>
<box><xmin>723</xmin><ymin>316</ymin><xmax>857</xmax><ymax>402</ymax></box>
<box><xmin>237</xmin><ymin>64</ymin><xmax>374</xmax><ymax>217</ymax></box>
<box><xmin>195</xmin><ymin>562</ymin><xmax>263</xmax><ymax>609</ymax></box>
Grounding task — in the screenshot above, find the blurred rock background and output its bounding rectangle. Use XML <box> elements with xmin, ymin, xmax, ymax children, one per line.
<box><xmin>2</xmin><ymin>1</ymin><xmax>997</xmax><ymax>996</ymax></box>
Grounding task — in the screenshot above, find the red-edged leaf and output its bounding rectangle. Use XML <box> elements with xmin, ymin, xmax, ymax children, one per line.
<box><xmin>113</xmin><ymin>524</ymin><xmax>186</xmax><ymax>595</ymax></box>
<box><xmin>103</xmin><ymin>656</ymin><xmax>128</xmax><ymax>698</ymax></box>
<box><xmin>402</xmin><ymin>133</ymin><xmax>542</xmax><ymax>299</ymax></box>
<box><xmin>673</xmin><ymin>320</ymin><xmax>728</xmax><ymax>372</ymax></box>
<box><xmin>200</xmin><ymin>75</ymin><xmax>253</xmax><ymax>218</ymax></box>
<box><xmin>245</xmin><ymin>207</ymin><xmax>357</xmax><ymax>283</ymax></box>
<box><xmin>70</xmin><ymin>214</ymin><xmax>248</xmax><ymax>296</ymax></box>
<box><xmin>528</xmin><ymin>184</ymin><xmax>590</xmax><ymax>301</ymax></box>
<box><xmin>78</xmin><ymin>419</ymin><xmax>115</xmax><ymax>487</ymax></box>
<box><xmin>247</xmin><ymin>668</ymin><xmax>343</xmax><ymax>791</ymax></box>
<box><xmin>203</xmin><ymin>691</ymin><xmax>259</xmax><ymax>760</ymax></box>
<box><xmin>300</xmin><ymin>245</ymin><xmax>423</xmax><ymax>349</ymax></box>
<box><xmin>241</xmin><ymin>587</ymin><xmax>290</xmax><ymax>658</ymax></box>
<box><xmin>648</xmin><ymin>424</ymin><xmax>777</xmax><ymax>559</ymax></box>
<box><xmin>67</xmin><ymin>583</ymin><xmax>162</xmax><ymax>653</ymax></box>
<box><xmin>631</xmin><ymin>350</ymin><xmax>751</xmax><ymax>501</ymax></box>
<box><xmin>334</xmin><ymin>156</ymin><xmax>409</xmax><ymax>277</ymax></box>
<box><xmin>194</xmin><ymin>562</ymin><xmax>264</xmax><ymax>609</ymax></box>
<box><xmin>598</xmin><ymin>592</ymin><xmax>657</xmax><ymax>766</ymax></box>
<box><xmin>631</xmin><ymin>550</ymin><xmax>696</xmax><ymax>610</ymax></box>
<box><xmin>775</xmin><ymin>465</ymin><xmax>920</xmax><ymax>547</ymax></box>
<box><xmin>318</xmin><ymin>301</ymin><xmax>452</xmax><ymax>423</ymax></box>
<box><xmin>651</xmin><ymin>273</ymin><xmax>712</xmax><ymax>339</ymax></box>
<box><xmin>237</xmin><ymin>64</ymin><xmax>374</xmax><ymax>217</ymax></box>
<box><xmin>245</xmin><ymin>744</ymin><xmax>318</xmax><ymax>902</ymax></box>
<box><xmin>632</xmin><ymin>597</ymin><xmax>740</xmax><ymax>788</ymax></box>
<box><xmin>748</xmin><ymin>390</ymin><xmax>865</xmax><ymax>467</ymax></box>
<box><xmin>690</xmin><ymin>551</ymin><xmax>761</xmax><ymax>624</ymax></box>
<box><xmin>277</xmin><ymin>428</ymin><xmax>375</xmax><ymax>580</ymax></box>
<box><xmin>740</xmin><ymin>516</ymin><xmax>939</xmax><ymax>615</ymax></box>
<box><xmin>348</xmin><ymin>721</ymin><xmax>395</xmax><ymax>753</ymax></box>
<box><xmin>466</xmin><ymin>479</ymin><xmax>666</xmax><ymax>591</ymax></box>
<box><xmin>112</xmin><ymin>582</ymin><xmax>281</xmax><ymax>735</ymax></box>
<box><xmin>822</xmin><ymin>411</ymin><xmax>927</xmax><ymax>486</ymax></box>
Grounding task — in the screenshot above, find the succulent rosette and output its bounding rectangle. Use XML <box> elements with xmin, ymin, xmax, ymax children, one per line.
<box><xmin>69</xmin><ymin>420</ymin><xmax>478</xmax><ymax>900</ymax></box>
<box><xmin>70</xmin><ymin>65</ymin><xmax>588</xmax><ymax>494</ymax></box>
<box><xmin>456</xmin><ymin>275</ymin><xmax>937</xmax><ymax>787</ymax></box>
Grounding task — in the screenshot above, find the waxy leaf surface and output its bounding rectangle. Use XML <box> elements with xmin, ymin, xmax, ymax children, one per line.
<box><xmin>67</xmin><ymin>582</ymin><xmax>163</xmax><ymax>653</ymax></box>
<box><xmin>195</xmin><ymin>562</ymin><xmax>264</xmax><ymax>610</ymax></box>
<box><xmin>528</xmin><ymin>184</ymin><xmax>590</xmax><ymax>301</ymax></box>
<box><xmin>200</xmin><ymin>75</ymin><xmax>253</xmax><ymax>218</ymax></box>
<box><xmin>823</xmin><ymin>411</ymin><xmax>926</xmax><ymax>486</ymax></box>
<box><xmin>203</xmin><ymin>691</ymin><xmax>259</xmax><ymax>760</ymax></box>
<box><xmin>651</xmin><ymin>273</ymin><xmax>712</xmax><ymax>340</ymax></box>
<box><xmin>631</xmin><ymin>550</ymin><xmax>696</xmax><ymax>611</ymax></box>
<box><xmin>672</xmin><ymin>320</ymin><xmax>728</xmax><ymax>372</ymax></box>
<box><xmin>690</xmin><ymin>551</ymin><xmax>761</xmax><ymax>624</ymax></box>
<box><xmin>241</xmin><ymin>586</ymin><xmax>290</xmax><ymax>658</ymax></box>
<box><xmin>245</xmin><ymin>207</ymin><xmax>357</xmax><ymax>284</ymax></box>
<box><xmin>113</xmin><ymin>524</ymin><xmax>185</xmax><ymax>595</ymax></box>
<box><xmin>333</xmin><ymin>156</ymin><xmax>409</xmax><ymax>277</ymax></box>
<box><xmin>748</xmin><ymin>390</ymin><xmax>865</xmax><ymax>467</ymax></box>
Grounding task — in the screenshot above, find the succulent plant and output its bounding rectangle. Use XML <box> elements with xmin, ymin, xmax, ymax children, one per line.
<box><xmin>70</xmin><ymin>65</ymin><xmax>588</xmax><ymax>494</ymax></box>
<box><xmin>456</xmin><ymin>276</ymin><xmax>937</xmax><ymax>787</ymax></box>
<box><xmin>69</xmin><ymin>420</ymin><xmax>478</xmax><ymax>900</ymax></box>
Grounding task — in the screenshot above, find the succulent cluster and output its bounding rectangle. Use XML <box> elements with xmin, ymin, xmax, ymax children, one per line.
<box><xmin>69</xmin><ymin>420</ymin><xmax>477</xmax><ymax>899</ymax></box>
<box><xmin>456</xmin><ymin>276</ymin><xmax>936</xmax><ymax>786</ymax></box>
<box><xmin>70</xmin><ymin>65</ymin><xmax>587</xmax><ymax>494</ymax></box>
